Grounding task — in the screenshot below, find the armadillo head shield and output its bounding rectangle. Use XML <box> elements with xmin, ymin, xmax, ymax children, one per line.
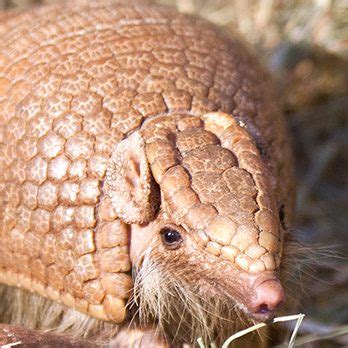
<box><xmin>105</xmin><ymin>112</ymin><xmax>285</xmax><ymax>338</ymax></box>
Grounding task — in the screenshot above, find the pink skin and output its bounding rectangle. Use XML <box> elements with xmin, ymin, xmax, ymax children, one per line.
<box><xmin>247</xmin><ymin>274</ymin><xmax>286</xmax><ymax>321</ymax></box>
<box><xmin>130</xmin><ymin>223</ymin><xmax>155</xmax><ymax>262</ymax></box>
<box><xmin>130</xmin><ymin>221</ymin><xmax>285</xmax><ymax>322</ymax></box>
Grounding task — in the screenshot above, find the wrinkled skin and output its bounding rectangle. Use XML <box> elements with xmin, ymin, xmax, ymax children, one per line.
<box><xmin>0</xmin><ymin>0</ymin><xmax>295</xmax><ymax>346</ymax></box>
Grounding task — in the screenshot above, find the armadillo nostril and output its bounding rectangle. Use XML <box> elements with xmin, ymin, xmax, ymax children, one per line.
<box><xmin>249</xmin><ymin>278</ymin><xmax>286</xmax><ymax>320</ymax></box>
<box><xmin>258</xmin><ymin>304</ymin><xmax>270</xmax><ymax>314</ymax></box>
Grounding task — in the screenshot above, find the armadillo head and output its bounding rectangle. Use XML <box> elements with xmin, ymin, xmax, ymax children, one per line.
<box><xmin>105</xmin><ymin>112</ymin><xmax>285</xmax><ymax>339</ymax></box>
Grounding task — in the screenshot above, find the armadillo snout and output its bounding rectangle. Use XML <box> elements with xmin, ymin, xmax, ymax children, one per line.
<box><xmin>248</xmin><ymin>279</ymin><xmax>285</xmax><ymax>321</ymax></box>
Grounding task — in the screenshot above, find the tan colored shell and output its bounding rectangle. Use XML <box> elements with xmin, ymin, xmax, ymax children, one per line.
<box><xmin>0</xmin><ymin>0</ymin><xmax>294</xmax><ymax>323</ymax></box>
<box><xmin>142</xmin><ymin>113</ymin><xmax>282</xmax><ymax>273</ymax></box>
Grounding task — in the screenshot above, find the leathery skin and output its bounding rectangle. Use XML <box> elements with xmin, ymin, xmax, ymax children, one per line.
<box><xmin>0</xmin><ymin>0</ymin><xmax>295</xmax><ymax>326</ymax></box>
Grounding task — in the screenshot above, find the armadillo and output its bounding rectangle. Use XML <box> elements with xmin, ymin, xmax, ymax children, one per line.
<box><xmin>0</xmin><ymin>0</ymin><xmax>295</xmax><ymax>346</ymax></box>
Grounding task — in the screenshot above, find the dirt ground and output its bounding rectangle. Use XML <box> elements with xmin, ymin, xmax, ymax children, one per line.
<box><xmin>0</xmin><ymin>0</ymin><xmax>347</xmax><ymax>347</ymax></box>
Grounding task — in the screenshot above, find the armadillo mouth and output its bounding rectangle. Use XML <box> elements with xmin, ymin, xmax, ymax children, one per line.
<box><xmin>141</xmin><ymin>112</ymin><xmax>283</xmax><ymax>273</ymax></box>
<box><xmin>214</xmin><ymin>270</ymin><xmax>285</xmax><ymax>323</ymax></box>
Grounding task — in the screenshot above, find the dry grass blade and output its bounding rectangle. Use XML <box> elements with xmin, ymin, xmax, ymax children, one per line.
<box><xmin>197</xmin><ymin>314</ymin><xmax>305</xmax><ymax>347</ymax></box>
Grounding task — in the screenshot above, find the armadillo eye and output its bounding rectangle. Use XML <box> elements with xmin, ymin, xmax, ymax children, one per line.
<box><xmin>160</xmin><ymin>227</ymin><xmax>182</xmax><ymax>249</ymax></box>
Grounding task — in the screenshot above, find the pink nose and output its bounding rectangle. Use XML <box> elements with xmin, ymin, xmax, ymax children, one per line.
<box><xmin>249</xmin><ymin>279</ymin><xmax>285</xmax><ymax>320</ymax></box>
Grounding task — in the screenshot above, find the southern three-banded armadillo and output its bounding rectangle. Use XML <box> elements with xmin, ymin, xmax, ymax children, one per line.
<box><xmin>0</xmin><ymin>0</ymin><xmax>296</xmax><ymax>346</ymax></box>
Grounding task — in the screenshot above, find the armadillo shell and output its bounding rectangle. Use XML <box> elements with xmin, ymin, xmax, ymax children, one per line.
<box><xmin>0</xmin><ymin>0</ymin><xmax>294</xmax><ymax>322</ymax></box>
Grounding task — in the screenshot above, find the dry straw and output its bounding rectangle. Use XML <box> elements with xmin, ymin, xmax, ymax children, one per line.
<box><xmin>197</xmin><ymin>314</ymin><xmax>305</xmax><ymax>348</ymax></box>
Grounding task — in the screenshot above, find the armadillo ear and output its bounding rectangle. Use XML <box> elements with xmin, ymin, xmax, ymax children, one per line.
<box><xmin>105</xmin><ymin>131</ymin><xmax>160</xmax><ymax>224</ymax></box>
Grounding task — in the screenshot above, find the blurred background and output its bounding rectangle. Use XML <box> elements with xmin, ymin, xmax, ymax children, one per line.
<box><xmin>0</xmin><ymin>0</ymin><xmax>347</xmax><ymax>346</ymax></box>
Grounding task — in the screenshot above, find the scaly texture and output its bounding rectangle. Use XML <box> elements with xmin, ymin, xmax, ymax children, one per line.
<box><xmin>0</xmin><ymin>0</ymin><xmax>294</xmax><ymax>325</ymax></box>
<box><xmin>135</xmin><ymin>113</ymin><xmax>283</xmax><ymax>272</ymax></box>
